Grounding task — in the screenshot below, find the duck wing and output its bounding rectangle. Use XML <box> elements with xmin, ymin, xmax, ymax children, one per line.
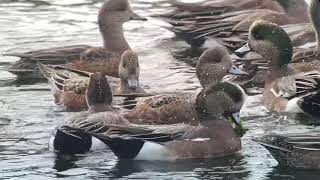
<box><xmin>253</xmin><ymin>134</ymin><xmax>320</xmax><ymax>168</ymax></box>
<box><xmin>3</xmin><ymin>45</ymin><xmax>91</xmax><ymax>62</ymax></box>
<box><xmin>38</xmin><ymin>63</ymin><xmax>118</xmax><ymax>92</ymax></box>
<box><xmin>254</xmin><ymin>134</ymin><xmax>320</xmax><ymax>151</ymax></box>
<box><xmin>271</xmin><ymin>71</ymin><xmax>320</xmax><ymax>99</ymax></box>
<box><xmin>69</xmin><ymin>119</ymin><xmax>188</xmax><ymax>143</ymax></box>
<box><xmin>292</xmin><ymin>48</ymin><xmax>320</xmax><ymax>64</ymax></box>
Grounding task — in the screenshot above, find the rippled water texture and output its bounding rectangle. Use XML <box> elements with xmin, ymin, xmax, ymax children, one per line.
<box><xmin>1</xmin><ymin>0</ymin><xmax>320</xmax><ymax>179</ymax></box>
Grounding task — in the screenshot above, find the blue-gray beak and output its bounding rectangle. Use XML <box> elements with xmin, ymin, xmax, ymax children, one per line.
<box><xmin>128</xmin><ymin>77</ymin><xmax>138</xmax><ymax>90</ymax></box>
<box><xmin>235</xmin><ymin>43</ymin><xmax>251</xmax><ymax>57</ymax></box>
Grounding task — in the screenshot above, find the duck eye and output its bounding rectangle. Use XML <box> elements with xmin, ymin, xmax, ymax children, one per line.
<box><xmin>122</xmin><ymin>63</ymin><xmax>126</xmax><ymax>68</ymax></box>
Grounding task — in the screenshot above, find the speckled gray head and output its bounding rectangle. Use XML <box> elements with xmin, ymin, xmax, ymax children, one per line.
<box><xmin>86</xmin><ymin>72</ymin><xmax>113</xmax><ymax>106</ymax></box>
<box><xmin>196</xmin><ymin>81</ymin><xmax>246</xmax><ymax>124</ymax></box>
<box><xmin>118</xmin><ymin>50</ymin><xmax>140</xmax><ymax>90</ymax></box>
<box><xmin>196</xmin><ymin>42</ymin><xmax>248</xmax><ymax>88</ymax></box>
<box><xmin>235</xmin><ymin>20</ymin><xmax>293</xmax><ymax>69</ymax></box>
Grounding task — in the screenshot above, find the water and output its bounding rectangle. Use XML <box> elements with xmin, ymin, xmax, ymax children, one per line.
<box><xmin>1</xmin><ymin>0</ymin><xmax>320</xmax><ymax>179</ymax></box>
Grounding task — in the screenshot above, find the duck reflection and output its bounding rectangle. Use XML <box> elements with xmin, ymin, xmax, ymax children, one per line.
<box><xmin>106</xmin><ymin>154</ymin><xmax>249</xmax><ymax>179</ymax></box>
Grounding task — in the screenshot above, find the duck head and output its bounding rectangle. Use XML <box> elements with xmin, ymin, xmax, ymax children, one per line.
<box><xmin>196</xmin><ymin>81</ymin><xmax>246</xmax><ymax>125</ymax></box>
<box><xmin>98</xmin><ymin>0</ymin><xmax>146</xmax><ymax>53</ymax></box>
<box><xmin>235</xmin><ymin>20</ymin><xmax>293</xmax><ymax>71</ymax></box>
<box><xmin>86</xmin><ymin>72</ymin><xmax>113</xmax><ymax>112</ymax></box>
<box><xmin>196</xmin><ymin>43</ymin><xmax>248</xmax><ymax>88</ymax></box>
<box><xmin>98</xmin><ymin>0</ymin><xmax>146</xmax><ymax>27</ymax></box>
<box><xmin>118</xmin><ymin>50</ymin><xmax>141</xmax><ymax>92</ymax></box>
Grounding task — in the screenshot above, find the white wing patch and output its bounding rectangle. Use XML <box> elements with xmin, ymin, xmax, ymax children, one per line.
<box><xmin>190</xmin><ymin>138</ymin><xmax>211</xmax><ymax>142</ymax></box>
<box><xmin>134</xmin><ymin>142</ymin><xmax>175</xmax><ymax>161</ymax></box>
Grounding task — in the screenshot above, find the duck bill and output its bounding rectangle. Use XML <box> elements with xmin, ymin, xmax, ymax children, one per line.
<box><xmin>128</xmin><ymin>77</ymin><xmax>139</xmax><ymax>90</ymax></box>
<box><xmin>130</xmin><ymin>11</ymin><xmax>147</xmax><ymax>21</ymax></box>
<box><xmin>235</xmin><ymin>43</ymin><xmax>251</xmax><ymax>57</ymax></box>
<box><xmin>230</xmin><ymin>112</ymin><xmax>241</xmax><ymax>126</ymax></box>
<box><xmin>228</xmin><ymin>65</ymin><xmax>248</xmax><ymax>76</ymax></box>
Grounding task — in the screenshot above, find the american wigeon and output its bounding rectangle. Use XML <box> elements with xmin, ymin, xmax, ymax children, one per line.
<box><xmin>49</xmin><ymin>72</ymin><xmax>116</xmax><ymax>154</ymax></box>
<box><xmin>162</xmin><ymin>0</ymin><xmax>308</xmax><ymax>50</ymax></box>
<box><xmin>66</xmin><ymin>81</ymin><xmax>246</xmax><ymax>160</ymax></box>
<box><xmin>39</xmin><ymin>50</ymin><xmax>145</xmax><ymax>111</ymax></box>
<box><xmin>231</xmin><ymin>0</ymin><xmax>320</xmax><ymax>86</ymax></box>
<box><xmin>235</xmin><ymin>19</ymin><xmax>320</xmax><ymax>118</ymax></box>
<box><xmin>3</xmin><ymin>0</ymin><xmax>146</xmax><ymax>79</ymax></box>
<box><xmin>253</xmin><ymin>133</ymin><xmax>320</xmax><ymax>169</ymax></box>
<box><xmin>122</xmin><ymin>43</ymin><xmax>247</xmax><ymax>125</ymax></box>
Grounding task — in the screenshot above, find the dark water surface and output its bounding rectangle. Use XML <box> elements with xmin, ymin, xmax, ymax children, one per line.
<box><xmin>1</xmin><ymin>0</ymin><xmax>320</xmax><ymax>179</ymax></box>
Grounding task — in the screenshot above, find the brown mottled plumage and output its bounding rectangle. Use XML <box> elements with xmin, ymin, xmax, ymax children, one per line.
<box><xmin>39</xmin><ymin>50</ymin><xmax>145</xmax><ymax>111</ymax></box>
<box><xmin>3</xmin><ymin>0</ymin><xmax>146</xmax><ymax>79</ymax></box>
<box><xmin>68</xmin><ymin>81</ymin><xmax>246</xmax><ymax>160</ymax></box>
<box><xmin>123</xmin><ymin>43</ymin><xmax>247</xmax><ymax>125</ymax></box>
<box><xmin>49</xmin><ymin>72</ymin><xmax>117</xmax><ymax>154</ymax></box>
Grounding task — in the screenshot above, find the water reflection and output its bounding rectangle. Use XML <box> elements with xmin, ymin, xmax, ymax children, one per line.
<box><xmin>0</xmin><ymin>0</ymin><xmax>319</xmax><ymax>179</ymax></box>
<box><xmin>267</xmin><ymin>166</ymin><xmax>320</xmax><ymax>180</ymax></box>
<box><xmin>97</xmin><ymin>153</ymin><xmax>248</xmax><ymax>179</ymax></box>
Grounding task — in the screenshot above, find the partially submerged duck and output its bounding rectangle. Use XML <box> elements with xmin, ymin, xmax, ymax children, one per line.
<box><xmin>63</xmin><ymin>81</ymin><xmax>246</xmax><ymax>160</ymax></box>
<box><xmin>39</xmin><ymin>50</ymin><xmax>145</xmax><ymax>111</ymax></box>
<box><xmin>236</xmin><ymin>20</ymin><xmax>320</xmax><ymax>118</ymax></box>
<box><xmin>254</xmin><ymin>133</ymin><xmax>320</xmax><ymax>169</ymax></box>
<box><xmin>122</xmin><ymin>43</ymin><xmax>247</xmax><ymax>125</ymax></box>
<box><xmin>3</xmin><ymin>0</ymin><xmax>146</xmax><ymax>79</ymax></box>
<box><xmin>49</xmin><ymin>72</ymin><xmax>116</xmax><ymax>154</ymax></box>
<box><xmin>162</xmin><ymin>0</ymin><xmax>309</xmax><ymax>50</ymax></box>
<box><xmin>229</xmin><ymin>0</ymin><xmax>320</xmax><ymax>87</ymax></box>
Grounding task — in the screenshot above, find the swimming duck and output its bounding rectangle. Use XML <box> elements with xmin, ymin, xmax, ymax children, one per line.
<box><xmin>49</xmin><ymin>72</ymin><xmax>115</xmax><ymax>154</ymax></box>
<box><xmin>122</xmin><ymin>43</ymin><xmax>247</xmax><ymax>125</ymax></box>
<box><xmin>162</xmin><ymin>0</ymin><xmax>309</xmax><ymax>50</ymax></box>
<box><xmin>253</xmin><ymin>133</ymin><xmax>320</xmax><ymax>169</ymax></box>
<box><xmin>39</xmin><ymin>50</ymin><xmax>145</xmax><ymax>111</ymax></box>
<box><xmin>235</xmin><ymin>20</ymin><xmax>320</xmax><ymax>118</ymax></box>
<box><xmin>65</xmin><ymin>81</ymin><xmax>246</xmax><ymax>160</ymax></box>
<box><xmin>3</xmin><ymin>0</ymin><xmax>146</xmax><ymax>79</ymax></box>
<box><xmin>229</xmin><ymin>0</ymin><xmax>320</xmax><ymax>87</ymax></box>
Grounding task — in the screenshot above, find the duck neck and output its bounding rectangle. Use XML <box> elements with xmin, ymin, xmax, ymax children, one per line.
<box><xmin>100</xmin><ymin>24</ymin><xmax>131</xmax><ymax>54</ymax></box>
<box><xmin>267</xmin><ymin>46</ymin><xmax>291</xmax><ymax>72</ymax></box>
<box><xmin>199</xmin><ymin>115</ymin><xmax>226</xmax><ymax>126</ymax></box>
<box><xmin>88</xmin><ymin>104</ymin><xmax>112</xmax><ymax>114</ymax></box>
<box><xmin>309</xmin><ymin>0</ymin><xmax>320</xmax><ymax>49</ymax></box>
<box><xmin>98</xmin><ymin>2</ymin><xmax>131</xmax><ymax>55</ymax></box>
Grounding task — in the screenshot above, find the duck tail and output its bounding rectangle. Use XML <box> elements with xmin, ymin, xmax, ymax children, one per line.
<box><xmin>253</xmin><ymin>135</ymin><xmax>293</xmax><ymax>166</ymax></box>
<box><xmin>37</xmin><ymin>63</ymin><xmax>54</xmax><ymax>80</ymax></box>
<box><xmin>2</xmin><ymin>51</ymin><xmax>32</xmax><ymax>58</ymax></box>
<box><xmin>298</xmin><ymin>92</ymin><xmax>320</xmax><ymax>118</ymax></box>
<box><xmin>69</xmin><ymin>121</ymin><xmax>182</xmax><ymax>159</ymax></box>
<box><xmin>37</xmin><ymin>63</ymin><xmax>67</xmax><ymax>91</ymax></box>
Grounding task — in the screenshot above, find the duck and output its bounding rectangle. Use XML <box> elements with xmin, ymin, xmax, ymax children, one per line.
<box><xmin>122</xmin><ymin>43</ymin><xmax>248</xmax><ymax>125</ymax></box>
<box><xmin>253</xmin><ymin>133</ymin><xmax>320</xmax><ymax>169</ymax></box>
<box><xmin>63</xmin><ymin>81</ymin><xmax>246</xmax><ymax>160</ymax></box>
<box><xmin>39</xmin><ymin>50</ymin><xmax>145</xmax><ymax>111</ymax></box>
<box><xmin>235</xmin><ymin>19</ymin><xmax>320</xmax><ymax>118</ymax></box>
<box><xmin>3</xmin><ymin>0</ymin><xmax>146</xmax><ymax>79</ymax></box>
<box><xmin>161</xmin><ymin>0</ymin><xmax>309</xmax><ymax>51</ymax></box>
<box><xmin>49</xmin><ymin>72</ymin><xmax>117</xmax><ymax>154</ymax></box>
<box><xmin>230</xmin><ymin>0</ymin><xmax>320</xmax><ymax>87</ymax></box>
